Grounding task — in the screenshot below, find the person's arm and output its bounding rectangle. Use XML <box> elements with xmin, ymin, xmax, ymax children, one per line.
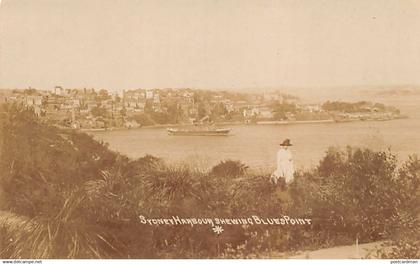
<box><xmin>277</xmin><ymin>150</ymin><xmax>282</xmax><ymax>166</ymax></box>
<box><xmin>288</xmin><ymin>151</ymin><xmax>294</xmax><ymax>171</ymax></box>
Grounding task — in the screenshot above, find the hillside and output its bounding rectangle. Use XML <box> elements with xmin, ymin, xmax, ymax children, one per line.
<box><xmin>0</xmin><ymin>105</ymin><xmax>418</xmax><ymax>259</ymax></box>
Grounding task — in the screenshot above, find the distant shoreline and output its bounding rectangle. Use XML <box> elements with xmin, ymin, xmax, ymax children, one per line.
<box><xmin>255</xmin><ymin>119</ymin><xmax>335</xmax><ymax>125</ymax></box>
<box><xmin>80</xmin><ymin>116</ymin><xmax>407</xmax><ymax>133</ymax></box>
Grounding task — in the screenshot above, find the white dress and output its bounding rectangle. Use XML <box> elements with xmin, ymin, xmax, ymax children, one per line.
<box><xmin>272</xmin><ymin>148</ymin><xmax>294</xmax><ymax>183</ymax></box>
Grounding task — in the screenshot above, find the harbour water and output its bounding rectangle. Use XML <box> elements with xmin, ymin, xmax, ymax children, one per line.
<box><xmin>90</xmin><ymin>98</ymin><xmax>420</xmax><ymax>172</ymax></box>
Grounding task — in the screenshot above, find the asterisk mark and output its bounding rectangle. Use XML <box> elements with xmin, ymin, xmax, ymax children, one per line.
<box><xmin>212</xmin><ymin>225</ymin><xmax>224</xmax><ymax>235</ymax></box>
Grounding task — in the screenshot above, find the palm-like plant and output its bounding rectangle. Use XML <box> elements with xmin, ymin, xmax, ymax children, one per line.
<box><xmin>1</xmin><ymin>191</ymin><xmax>123</xmax><ymax>258</ymax></box>
<box><xmin>211</xmin><ymin>160</ymin><xmax>249</xmax><ymax>178</ymax></box>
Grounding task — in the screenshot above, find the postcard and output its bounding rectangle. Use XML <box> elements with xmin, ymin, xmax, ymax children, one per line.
<box><xmin>0</xmin><ymin>0</ymin><xmax>419</xmax><ymax>262</ymax></box>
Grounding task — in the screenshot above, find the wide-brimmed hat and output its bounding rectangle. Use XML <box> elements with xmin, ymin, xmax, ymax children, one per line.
<box><xmin>279</xmin><ymin>139</ymin><xmax>293</xmax><ymax>146</ymax></box>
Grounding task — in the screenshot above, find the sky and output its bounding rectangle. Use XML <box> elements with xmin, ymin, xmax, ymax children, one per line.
<box><xmin>1</xmin><ymin>0</ymin><xmax>420</xmax><ymax>94</ymax></box>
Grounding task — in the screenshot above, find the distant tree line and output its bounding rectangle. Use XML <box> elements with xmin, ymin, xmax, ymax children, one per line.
<box><xmin>322</xmin><ymin>101</ymin><xmax>400</xmax><ymax>114</ymax></box>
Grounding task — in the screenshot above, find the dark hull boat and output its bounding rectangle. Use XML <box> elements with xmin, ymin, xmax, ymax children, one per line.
<box><xmin>167</xmin><ymin>127</ymin><xmax>231</xmax><ymax>136</ymax></box>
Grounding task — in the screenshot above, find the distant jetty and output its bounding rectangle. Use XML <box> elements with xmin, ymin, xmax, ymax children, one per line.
<box><xmin>256</xmin><ymin>119</ymin><xmax>335</xmax><ymax>125</ymax></box>
<box><xmin>167</xmin><ymin>127</ymin><xmax>231</xmax><ymax>136</ymax></box>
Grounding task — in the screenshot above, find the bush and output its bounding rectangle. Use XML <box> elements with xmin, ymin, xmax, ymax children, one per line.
<box><xmin>130</xmin><ymin>113</ymin><xmax>155</xmax><ymax>126</ymax></box>
<box><xmin>211</xmin><ymin>160</ymin><xmax>249</xmax><ymax>178</ymax></box>
<box><xmin>371</xmin><ymin>156</ymin><xmax>420</xmax><ymax>258</ymax></box>
<box><xmin>289</xmin><ymin>147</ymin><xmax>420</xmax><ymax>250</ymax></box>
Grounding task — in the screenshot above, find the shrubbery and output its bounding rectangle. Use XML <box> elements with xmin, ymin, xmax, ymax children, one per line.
<box><xmin>0</xmin><ymin>106</ymin><xmax>418</xmax><ymax>258</ymax></box>
<box><xmin>289</xmin><ymin>147</ymin><xmax>419</xmax><ymax>255</ymax></box>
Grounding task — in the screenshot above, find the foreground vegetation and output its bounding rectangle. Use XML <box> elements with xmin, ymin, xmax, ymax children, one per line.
<box><xmin>0</xmin><ymin>105</ymin><xmax>418</xmax><ymax>258</ymax></box>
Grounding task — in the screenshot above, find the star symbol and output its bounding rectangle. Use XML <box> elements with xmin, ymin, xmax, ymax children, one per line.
<box><xmin>212</xmin><ymin>225</ymin><xmax>224</xmax><ymax>235</ymax></box>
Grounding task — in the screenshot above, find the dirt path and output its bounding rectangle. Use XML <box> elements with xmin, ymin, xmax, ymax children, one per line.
<box><xmin>287</xmin><ymin>241</ymin><xmax>384</xmax><ymax>259</ymax></box>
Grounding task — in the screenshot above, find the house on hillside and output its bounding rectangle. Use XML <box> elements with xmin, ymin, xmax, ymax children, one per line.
<box><xmin>124</xmin><ymin>120</ymin><xmax>141</xmax><ymax>129</ymax></box>
<box><xmin>258</xmin><ymin>107</ymin><xmax>274</xmax><ymax>119</ymax></box>
<box><xmin>54</xmin><ymin>86</ymin><xmax>64</xmax><ymax>96</ymax></box>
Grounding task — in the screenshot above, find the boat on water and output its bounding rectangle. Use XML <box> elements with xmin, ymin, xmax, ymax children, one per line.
<box><xmin>167</xmin><ymin>126</ymin><xmax>231</xmax><ymax>136</ymax></box>
<box><xmin>167</xmin><ymin>115</ymin><xmax>231</xmax><ymax>136</ymax></box>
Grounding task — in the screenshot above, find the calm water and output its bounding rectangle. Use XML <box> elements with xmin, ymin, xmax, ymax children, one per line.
<box><xmin>91</xmin><ymin>98</ymin><xmax>420</xmax><ymax>172</ymax></box>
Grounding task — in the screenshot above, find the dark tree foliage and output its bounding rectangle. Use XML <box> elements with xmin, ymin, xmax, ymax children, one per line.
<box><xmin>321</xmin><ymin>100</ymin><xmax>400</xmax><ymax>114</ymax></box>
<box><xmin>289</xmin><ymin>147</ymin><xmax>420</xmax><ymax>249</ymax></box>
<box><xmin>91</xmin><ymin>106</ymin><xmax>108</xmax><ymax>117</ymax></box>
<box><xmin>130</xmin><ymin>113</ymin><xmax>155</xmax><ymax>126</ymax></box>
<box><xmin>270</xmin><ymin>101</ymin><xmax>297</xmax><ymax>120</ymax></box>
<box><xmin>210</xmin><ymin>160</ymin><xmax>249</xmax><ymax>178</ymax></box>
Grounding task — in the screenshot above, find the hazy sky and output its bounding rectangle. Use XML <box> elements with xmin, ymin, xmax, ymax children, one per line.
<box><xmin>1</xmin><ymin>0</ymin><xmax>420</xmax><ymax>92</ymax></box>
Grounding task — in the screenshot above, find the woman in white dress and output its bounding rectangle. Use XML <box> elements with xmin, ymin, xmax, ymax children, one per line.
<box><xmin>271</xmin><ymin>139</ymin><xmax>294</xmax><ymax>184</ymax></box>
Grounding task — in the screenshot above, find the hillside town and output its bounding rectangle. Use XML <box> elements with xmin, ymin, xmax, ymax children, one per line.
<box><xmin>0</xmin><ymin>87</ymin><xmax>403</xmax><ymax>130</ymax></box>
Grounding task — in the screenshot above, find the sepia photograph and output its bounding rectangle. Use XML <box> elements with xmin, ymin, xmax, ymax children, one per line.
<box><xmin>0</xmin><ymin>0</ymin><xmax>419</xmax><ymax>261</ymax></box>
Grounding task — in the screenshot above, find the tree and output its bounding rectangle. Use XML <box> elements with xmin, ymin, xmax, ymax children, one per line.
<box><xmin>165</xmin><ymin>102</ymin><xmax>182</xmax><ymax>124</ymax></box>
<box><xmin>120</xmin><ymin>106</ymin><xmax>127</xmax><ymax>117</ymax></box>
<box><xmin>210</xmin><ymin>103</ymin><xmax>228</xmax><ymax>121</ymax></box>
<box><xmin>98</xmin><ymin>89</ymin><xmax>110</xmax><ymax>100</ymax></box>
<box><xmin>150</xmin><ymin>112</ymin><xmax>168</xmax><ymax>124</ymax></box>
<box><xmin>130</xmin><ymin>113</ymin><xmax>155</xmax><ymax>126</ymax></box>
<box><xmin>91</xmin><ymin>106</ymin><xmax>107</xmax><ymax>117</ymax></box>
<box><xmin>23</xmin><ymin>88</ymin><xmax>39</xmax><ymax>95</ymax></box>
<box><xmin>373</xmin><ymin>155</ymin><xmax>420</xmax><ymax>258</ymax></box>
<box><xmin>271</xmin><ymin>102</ymin><xmax>297</xmax><ymax>120</ymax></box>
<box><xmin>290</xmin><ymin>146</ymin><xmax>410</xmax><ymax>245</ymax></box>
<box><xmin>144</xmin><ymin>100</ymin><xmax>154</xmax><ymax>113</ymax></box>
